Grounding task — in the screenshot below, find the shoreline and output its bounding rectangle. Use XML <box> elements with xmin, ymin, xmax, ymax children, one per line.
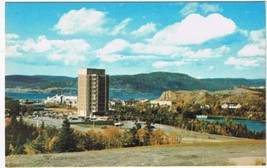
<box><xmin>208</xmin><ymin>115</ymin><xmax>266</xmax><ymax>123</ymax></box>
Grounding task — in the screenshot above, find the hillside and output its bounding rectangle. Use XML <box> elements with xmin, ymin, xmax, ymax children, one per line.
<box><xmin>6</xmin><ymin>72</ymin><xmax>265</xmax><ymax>100</ymax></box>
<box><xmin>157</xmin><ymin>87</ymin><xmax>265</xmax><ymax>119</ymax></box>
<box><xmin>158</xmin><ymin>87</ymin><xmax>265</xmax><ymax>104</ymax></box>
<box><xmin>6</xmin><ymin>140</ymin><xmax>266</xmax><ymax>166</ymax></box>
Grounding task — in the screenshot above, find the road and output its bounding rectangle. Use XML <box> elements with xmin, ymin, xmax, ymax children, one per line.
<box><xmin>23</xmin><ymin>116</ymin><xmax>64</xmax><ymax>128</ymax></box>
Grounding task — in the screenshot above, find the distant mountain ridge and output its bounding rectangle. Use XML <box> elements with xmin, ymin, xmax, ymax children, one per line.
<box><xmin>6</xmin><ymin>72</ymin><xmax>265</xmax><ymax>100</ymax></box>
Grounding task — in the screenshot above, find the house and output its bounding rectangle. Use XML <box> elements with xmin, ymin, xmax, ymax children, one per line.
<box><xmin>221</xmin><ymin>103</ymin><xmax>242</xmax><ymax>109</ymax></box>
<box><xmin>150</xmin><ymin>100</ymin><xmax>172</xmax><ymax>106</ymax></box>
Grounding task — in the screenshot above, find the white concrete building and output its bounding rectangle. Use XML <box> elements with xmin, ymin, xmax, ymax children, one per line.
<box><xmin>221</xmin><ymin>103</ymin><xmax>242</xmax><ymax>109</ymax></box>
<box><xmin>150</xmin><ymin>100</ymin><xmax>172</xmax><ymax>106</ymax></box>
<box><xmin>44</xmin><ymin>94</ymin><xmax>77</xmax><ymax>107</ymax></box>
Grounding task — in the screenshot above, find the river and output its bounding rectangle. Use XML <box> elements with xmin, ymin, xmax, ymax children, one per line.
<box><xmin>198</xmin><ymin>117</ymin><xmax>265</xmax><ymax>132</ymax></box>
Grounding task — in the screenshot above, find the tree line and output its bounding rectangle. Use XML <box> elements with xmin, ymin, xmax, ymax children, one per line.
<box><xmin>179</xmin><ymin>118</ymin><xmax>265</xmax><ymax>139</ymax></box>
<box><xmin>5</xmin><ymin>116</ymin><xmax>179</xmax><ymax>156</ymax></box>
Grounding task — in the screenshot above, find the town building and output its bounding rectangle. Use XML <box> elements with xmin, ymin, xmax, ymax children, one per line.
<box><xmin>109</xmin><ymin>99</ymin><xmax>125</xmax><ymax>111</ymax></box>
<box><xmin>150</xmin><ymin>100</ymin><xmax>173</xmax><ymax>106</ymax></box>
<box><xmin>77</xmin><ymin>68</ymin><xmax>109</xmax><ymax>117</ymax></box>
<box><xmin>221</xmin><ymin>103</ymin><xmax>242</xmax><ymax>109</ymax></box>
<box><xmin>44</xmin><ymin>94</ymin><xmax>77</xmax><ymax>107</ymax></box>
<box><xmin>20</xmin><ymin>100</ymin><xmax>45</xmax><ymax>111</ymax></box>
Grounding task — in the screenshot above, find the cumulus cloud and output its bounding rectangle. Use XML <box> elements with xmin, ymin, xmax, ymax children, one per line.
<box><xmin>180</xmin><ymin>3</ymin><xmax>222</xmax><ymax>17</ymax></box>
<box><xmin>97</xmin><ymin>38</ymin><xmax>231</xmax><ymax>63</ymax></box>
<box><xmin>6</xmin><ymin>35</ymin><xmax>92</xmax><ymax>65</ymax></box>
<box><xmin>6</xmin><ymin>33</ymin><xmax>22</xmax><ymax>57</ymax></box>
<box><xmin>54</xmin><ymin>8</ymin><xmax>107</xmax><ymax>35</ymax></box>
<box><xmin>97</xmin><ymin>39</ymin><xmax>130</xmax><ymax>55</ymax></box>
<box><xmin>238</xmin><ymin>29</ymin><xmax>265</xmax><ymax>57</ymax></box>
<box><xmin>132</xmin><ymin>22</ymin><xmax>157</xmax><ymax>37</ymax></box>
<box><xmin>149</xmin><ymin>13</ymin><xmax>236</xmax><ymax>46</ymax></box>
<box><xmin>250</xmin><ymin>29</ymin><xmax>265</xmax><ymax>43</ymax></box>
<box><xmin>111</xmin><ymin>18</ymin><xmax>133</xmax><ymax>35</ymax></box>
<box><xmin>238</xmin><ymin>44</ymin><xmax>265</xmax><ymax>57</ymax></box>
<box><xmin>22</xmin><ymin>36</ymin><xmax>52</xmax><ymax>53</ymax></box>
<box><xmin>224</xmin><ymin>57</ymin><xmax>264</xmax><ymax>68</ymax></box>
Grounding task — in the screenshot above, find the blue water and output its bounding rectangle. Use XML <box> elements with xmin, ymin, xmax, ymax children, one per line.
<box><xmin>198</xmin><ymin>117</ymin><xmax>266</xmax><ymax>132</ymax></box>
<box><xmin>5</xmin><ymin>92</ymin><xmax>55</xmax><ymax>101</ymax></box>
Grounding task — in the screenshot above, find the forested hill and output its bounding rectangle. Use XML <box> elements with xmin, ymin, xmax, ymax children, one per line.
<box><xmin>6</xmin><ymin>72</ymin><xmax>265</xmax><ymax>99</ymax></box>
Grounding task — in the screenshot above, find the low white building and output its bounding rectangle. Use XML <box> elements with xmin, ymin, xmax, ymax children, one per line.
<box><xmin>44</xmin><ymin>94</ymin><xmax>77</xmax><ymax>107</ymax></box>
<box><xmin>221</xmin><ymin>103</ymin><xmax>241</xmax><ymax>109</ymax></box>
<box><xmin>109</xmin><ymin>99</ymin><xmax>126</xmax><ymax>110</ymax></box>
<box><xmin>150</xmin><ymin>100</ymin><xmax>172</xmax><ymax>106</ymax></box>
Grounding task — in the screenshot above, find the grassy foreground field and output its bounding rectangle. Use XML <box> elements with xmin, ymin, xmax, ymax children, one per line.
<box><xmin>6</xmin><ymin>140</ymin><xmax>265</xmax><ymax>167</ymax></box>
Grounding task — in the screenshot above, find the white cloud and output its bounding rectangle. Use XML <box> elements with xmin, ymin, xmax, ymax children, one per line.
<box><xmin>54</xmin><ymin>8</ymin><xmax>107</xmax><ymax>35</ymax></box>
<box><xmin>6</xmin><ymin>33</ymin><xmax>19</xmax><ymax>40</ymax></box>
<box><xmin>238</xmin><ymin>29</ymin><xmax>265</xmax><ymax>57</ymax></box>
<box><xmin>179</xmin><ymin>3</ymin><xmax>198</xmax><ymax>17</ymax></box>
<box><xmin>200</xmin><ymin>3</ymin><xmax>222</xmax><ymax>14</ymax></box>
<box><xmin>5</xmin><ymin>33</ymin><xmax>22</xmax><ymax>57</ymax></box>
<box><xmin>6</xmin><ymin>35</ymin><xmax>91</xmax><ymax>65</ymax></box>
<box><xmin>224</xmin><ymin>57</ymin><xmax>264</xmax><ymax>68</ymax></box>
<box><xmin>153</xmin><ymin>60</ymin><xmax>186</xmax><ymax>68</ymax></box>
<box><xmin>97</xmin><ymin>38</ymin><xmax>230</xmax><ymax>63</ymax></box>
<box><xmin>249</xmin><ymin>29</ymin><xmax>265</xmax><ymax>43</ymax></box>
<box><xmin>185</xmin><ymin>46</ymin><xmax>231</xmax><ymax>59</ymax></box>
<box><xmin>180</xmin><ymin>3</ymin><xmax>222</xmax><ymax>17</ymax></box>
<box><xmin>149</xmin><ymin>13</ymin><xmax>236</xmax><ymax>46</ymax></box>
<box><xmin>111</xmin><ymin>18</ymin><xmax>132</xmax><ymax>35</ymax></box>
<box><xmin>132</xmin><ymin>22</ymin><xmax>157</xmax><ymax>37</ymax></box>
<box><xmin>131</xmin><ymin>43</ymin><xmax>230</xmax><ymax>59</ymax></box>
<box><xmin>6</xmin><ymin>45</ymin><xmax>22</xmax><ymax>57</ymax></box>
<box><xmin>238</xmin><ymin>44</ymin><xmax>265</xmax><ymax>57</ymax></box>
<box><xmin>97</xmin><ymin>39</ymin><xmax>130</xmax><ymax>55</ymax></box>
<box><xmin>22</xmin><ymin>36</ymin><xmax>51</xmax><ymax>53</ymax></box>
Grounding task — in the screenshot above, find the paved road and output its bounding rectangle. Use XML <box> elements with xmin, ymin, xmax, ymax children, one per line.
<box><xmin>23</xmin><ymin>117</ymin><xmax>64</xmax><ymax>128</ymax></box>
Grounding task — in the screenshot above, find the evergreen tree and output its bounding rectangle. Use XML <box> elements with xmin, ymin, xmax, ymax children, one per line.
<box><xmin>5</xmin><ymin>97</ymin><xmax>21</xmax><ymax>116</ymax></box>
<box><xmin>32</xmin><ymin>131</ymin><xmax>49</xmax><ymax>153</ymax></box>
<box><xmin>53</xmin><ymin>119</ymin><xmax>77</xmax><ymax>152</ymax></box>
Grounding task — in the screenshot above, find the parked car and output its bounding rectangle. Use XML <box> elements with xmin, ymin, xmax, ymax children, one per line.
<box><xmin>114</xmin><ymin>122</ymin><xmax>123</xmax><ymax>126</ymax></box>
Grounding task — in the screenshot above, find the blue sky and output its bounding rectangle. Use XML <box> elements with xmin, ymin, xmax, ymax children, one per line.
<box><xmin>5</xmin><ymin>2</ymin><xmax>266</xmax><ymax>78</ymax></box>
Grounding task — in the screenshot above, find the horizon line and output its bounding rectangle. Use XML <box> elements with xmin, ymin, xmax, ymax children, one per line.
<box><xmin>5</xmin><ymin>72</ymin><xmax>266</xmax><ymax>80</ymax></box>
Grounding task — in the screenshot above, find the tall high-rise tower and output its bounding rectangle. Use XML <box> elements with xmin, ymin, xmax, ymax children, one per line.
<box><xmin>77</xmin><ymin>68</ymin><xmax>109</xmax><ymax>117</ymax></box>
